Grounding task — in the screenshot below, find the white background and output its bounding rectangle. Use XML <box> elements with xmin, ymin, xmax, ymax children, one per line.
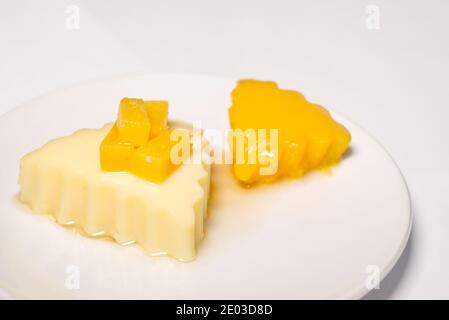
<box><xmin>1</xmin><ymin>0</ymin><xmax>448</xmax><ymax>299</ymax></box>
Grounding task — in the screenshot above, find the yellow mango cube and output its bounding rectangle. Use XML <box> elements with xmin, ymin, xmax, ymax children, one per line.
<box><xmin>143</xmin><ymin>100</ymin><xmax>168</xmax><ymax>138</ymax></box>
<box><xmin>130</xmin><ymin>129</ymin><xmax>190</xmax><ymax>183</ymax></box>
<box><xmin>100</xmin><ymin>124</ymin><xmax>134</xmax><ymax>171</ymax></box>
<box><xmin>117</xmin><ymin>98</ymin><xmax>151</xmax><ymax>146</ymax></box>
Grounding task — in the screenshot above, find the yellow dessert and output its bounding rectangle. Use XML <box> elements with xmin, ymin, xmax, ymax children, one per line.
<box><xmin>19</xmin><ymin>99</ymin><xmax>210</xmax><ymax>261</ymax></box>
<box><xmin>228</xmin><ymin>80</ymin><xmax>351</xmax><ymax>184</ymax></box>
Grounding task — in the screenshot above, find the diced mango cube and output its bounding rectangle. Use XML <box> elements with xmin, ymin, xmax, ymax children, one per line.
<box><xmin>130</xmin><ymin>129</ymin><xmax>190</xmax><ymax>183</ymax></box>
<box><xmin>117</xmin><ymin>98</ymin><xmax>151</xmax><ymax>146</ymax></box>
<box><xmin>100</xmin><ymin>124</ymin><xmax>134</xmax><ymax>171</ymax></box>
<box><xmin>143</xmin><ymin>100</ymin><xmax>168</xmax><ymax>138</ymax></box>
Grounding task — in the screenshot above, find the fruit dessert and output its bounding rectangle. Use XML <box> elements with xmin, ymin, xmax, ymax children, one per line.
<box><xmin>18</xmin><ymin>79</ymin><xmax>351</xmax><ymax>262</ymax></box>
<box><xmin>228</xmin><ymin>80</ymin><xmax>351</xmax><ymax>185</ymax></box>
<box><xmin>19</xmin><ymin>98</ymin><xmax>211</xmax><ymax>261</ymax></box>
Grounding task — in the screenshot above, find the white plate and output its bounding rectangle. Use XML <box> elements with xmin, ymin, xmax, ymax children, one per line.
<box><xmin>0</xmin><ymin>75</ymin><xmax>411</xmax><ymax>299</ymax></box>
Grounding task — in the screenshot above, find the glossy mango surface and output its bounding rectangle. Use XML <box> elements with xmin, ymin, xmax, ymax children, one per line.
<box><xmin>228</xmin><ymin>80</ymin><xmax>351</xmax><ymax>185</ymax></box>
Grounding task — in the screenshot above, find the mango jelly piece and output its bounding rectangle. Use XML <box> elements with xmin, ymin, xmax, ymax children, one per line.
<box><xmin>143</xmin><ymin>100</ymin><xmax>168</xmax><ymax>138</ymax></box>
<box><xmin>228</xmin><ymin>80</ymin><xmax>351</xmax><ymax>185</ymax></box>
<box><xmin>229</xmin><ymin>129</ymin><xmax>279</xmax><ymax>185</ymax></box>
<box><xmin>100</xmin><ymin>124</ymin><xmax>135</xmax><ymax>171</ymax></box>
<box><xmin>117</xmin><ymin>98</ymin><xmax>151</xmax><ymax>146</ymax></box>
<box><xmin>130</xmin><ymin>129</ymin><xmax>191</xmax><ymax>183</ymax></box>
